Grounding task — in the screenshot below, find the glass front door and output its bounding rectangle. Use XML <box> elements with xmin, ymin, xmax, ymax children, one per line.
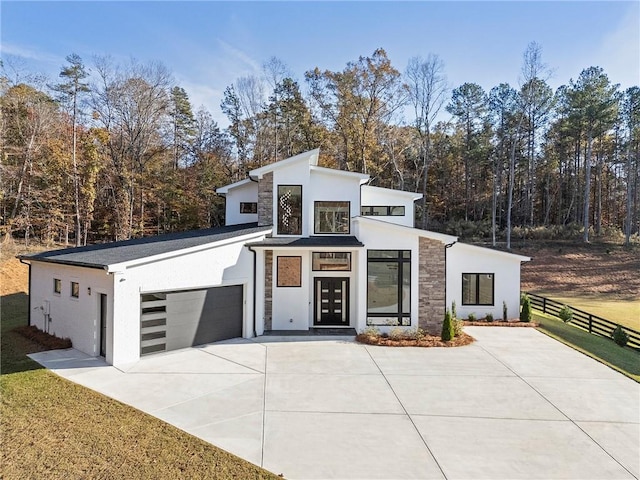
<box><xmin>314</xmin><ymin>277</ymin><xmax>349</xmax><ymax>326</ymax></box>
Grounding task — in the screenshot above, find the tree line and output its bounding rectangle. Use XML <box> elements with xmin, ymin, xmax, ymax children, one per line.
<box><xmin>1</xmin><ymin>44</ymin><xmax>638</xmax><ymax>248</ymax></box>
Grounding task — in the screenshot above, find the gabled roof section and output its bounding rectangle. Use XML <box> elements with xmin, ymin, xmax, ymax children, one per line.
<box><xmin>310</xmin><ymin>165</ymin><xmax>370</xmax><ymax>184</ymax></box>
<box><xmin>19</xmin><ymin>223</ymin><xmax>272</xmax><ymax>270</ymax></box>
<box><xmin>216</xmin><ymin>178</ymin><xmax>255</xmax><ymax>195</ymax></box>
<box><xmin>247</xmin><ymin>236</ymin><xmax>363</xmax><ymax>248</ymax></box>
<box><xmin>355</xmin><ymin>216</ymin><xmax>457</xmax><ymax>243</ymax></box>
<box><xmin>249</xmin><ymin>148</ymin><xmax>320</xmax><ymax>179</ymax></box>
<box><xmin>361</xmin><ymin>185</ymin><xmax>423</xmax><ymax>201</ymax></box>
<box><xmin>453</xmin><ymin>242</ymin><xmax>531</xmax><ymax>262</ymax></box>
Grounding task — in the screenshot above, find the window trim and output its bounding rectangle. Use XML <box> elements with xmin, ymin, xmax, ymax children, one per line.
<box><xmin>312</xmin><ymin>252</ymin><xmax>352</xmax><ymax>271</ymax></box>
<box><xmin>461</xmin><ymin>273</ymin><xmax>495</xmax><ymax>306</ymax></box>
<box><xmin>277</xmin><ymin>256</ymin><xmax>302</xmax><ymax>288</ymax></box>
<box><xmin>53</xmin><ymin>278</ymin><xmax>62</xmax><ymax>295</ymax></box>
<box><xmin>313</xmin><ymin>201</ymin><xmax>351</xmax><ymax>235</ymax></box>
<box><xmin>360</xmin><ymin>205</ymin><xmax>405</xmax><ymax>217</ymax></box>
<box><xmin>277</xmin><ymin>185</ymin><xmax>303</xmax><ymax>235</ymax></box>
<box><xmin>239</xmin><ymin>202</ymin><xmax>257</xmax><ymax>214</ymax></box>
<box><xmin>70</xmin><ymin>281</ymin><xmax>80</xmax><ymax>299</ymax></box>
<box><xmin>366</xmin><ymin>250</ymin><xmax>411</xmax><ymax>326</ymax></box>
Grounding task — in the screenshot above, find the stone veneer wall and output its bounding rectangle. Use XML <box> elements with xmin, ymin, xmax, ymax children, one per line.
<box><xmin>418</xmin><ymin>237</ymin><xmax>446</xmax><ymax>333</ymax></box>
<box><xmin>264</xmin><ymin>250</ymin><xmax>273</xmax><ymax>331</ymax></box>
<box><xmin>258</xmin><ymin>172</ymin><xmax>273</xmax><ymax>226</ymax></box>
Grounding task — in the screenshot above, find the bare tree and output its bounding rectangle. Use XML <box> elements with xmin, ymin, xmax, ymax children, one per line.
<box><xmin>405</xmin><ymin>54</ymin><xmax>448</xmax><ymax>228</ymax></box>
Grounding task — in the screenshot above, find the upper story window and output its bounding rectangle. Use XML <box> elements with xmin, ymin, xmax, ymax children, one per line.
<box><xmin>240</xmin><ymin>202</ymin><xmax>257</xmax><ymax>214</ymax></box>
<box><xmin>53</xmin><ymin>278</ymin><xmax>62</xmax><ymax>294</ymax></box>
<box><xmin>314</xmin><ymin>201</ymin><xmax>350</xmax><ymax>234</ymax></box>
<box><xmin>277</xmin><ymin>185</ymin><xmax>302</xmax><ymax>235</ymax></box>
<box><xmin>462</xmin><ymin>273</ymin><xmax>494</xmax><ymax>306</ymax></box>
<box><xmin>71</xmin><ymin>281</ymin><xmax>80</xmax><ymax>298</ymax></box>
<box><xmin>361</xmin><ymin>206</ymin><xmax>405</xmax><ymax>216</ymax></box>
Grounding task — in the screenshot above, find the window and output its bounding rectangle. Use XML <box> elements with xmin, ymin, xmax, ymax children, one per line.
<box><xmin>240</xmin><ymin>202</ymin><xmax>257</xmax><ymax>214</ymax></box>
<box><xmin>361</xmin><ymin>206</ymin><xmax>405</xmax><ymax>216</ymax></box>
<box><xmin>53</xmin><ymin>278</ymin><xmax>62</xmax><ymax>294</ymax></box>
<box><xmin>367</xmin><ymin>250</ymin><xmax>411</xmax><ymax>326</ymax></box>
<box><xmin>277</xmin><ymin>185</ymin><xmax>302</xmax><ymax>235</ymax></box>
<box><xmin>462</xmin><ymin>273</ymin><xmax>494</xmax><ymax>306</ymax></box>
<box><xmin>71</xmin><ymin>281</ymin><xmax>80</xmax><ymax>298</ymax></box>
<box><xmin>314</xmin><ymin>201</ymin><xmax>350</xmax><ymax>234</ymax></box>
<box><xmin>277</xmin><ymin>256</ymin><xmax>302</xmax><ymax>287</ymax></box>
<box><xmin>312</xmin><ymin>252</ymin><xmax>351</xmax><ymax>271</ymax></box>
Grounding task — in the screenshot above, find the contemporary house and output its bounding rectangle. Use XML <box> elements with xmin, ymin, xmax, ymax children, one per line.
<box><xmin>20</xmin><ymin>149</ymin><xmax>529</xmax><ymax>367</ymax></box>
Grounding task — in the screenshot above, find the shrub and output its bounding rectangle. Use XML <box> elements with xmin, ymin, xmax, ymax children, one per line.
<box><xmin>451</xmin><ymin>300</ymin><xmax>457</xmax><ymax>320</ymax></box>
<box><xmin>388</xmin><ymin>327</ymin><xmax>406</xmax><ymax>341</ymax></box>
<box><xmin>414</xmin><ymin>328</ymin><xmax>428</xmax><ymax>342</ymax></box>
<box><xmin>503</xmin><ymin>301</ymin><xmax>508</xmax><ymax>322</ymax></box>
<box><xmin>441</xmin><ymin>309</ymin><xmax>454</xmax><ymax>341</ymax></box>
<box><xmin>453</xmin><ymin>318</ymin><xmax>464</xmax><ymax>337</ymax></box>
<box><xmin>611</xmin><ymin>326</ymin><xmax>629</xmax><ymax>347</ymax></box>
<box><xmin>361</xmin><ymin>326</ymin><xmax>380</xmax><ymax>337</ymax></box>
<box><xmin>485</xmin><ymin>313</ymin><xmax>494</xmax><ymax>322</ymax></box>
<box><xmin>467</xmin><ymin>312</ymin><xmax>476</xmax><ymax>322</ymax></box>
<box><xmin>520</xmin><ymin>295</ymin><xmax>532</xmax><ymax>323</ymax></box>
<box><xmin>558</xmin><ymin>305</ymin><xmax>573</xmax><ymax>323</ymax></box>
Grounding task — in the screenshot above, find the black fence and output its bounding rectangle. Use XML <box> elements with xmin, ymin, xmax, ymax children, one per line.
<box><xmin>526</xmin><ymin>293</ymin><xmax>640</xmax><ymax>351</ymax></box>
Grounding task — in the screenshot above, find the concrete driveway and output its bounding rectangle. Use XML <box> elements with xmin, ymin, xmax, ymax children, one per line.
<box><xmin>30</xmin><ymin>327</ymin><xmax>639</xmax><ymax>480</ymax></box>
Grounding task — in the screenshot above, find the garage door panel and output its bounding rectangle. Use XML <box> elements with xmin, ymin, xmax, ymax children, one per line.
<box><xmin>141</xmin><ymin>285</ymin><xmax>243</xmax><ymax>356</ymax></box>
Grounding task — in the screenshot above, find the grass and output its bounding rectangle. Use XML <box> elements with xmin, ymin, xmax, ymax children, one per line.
<box><xmin>534</xmin><ymin>312</ymin><xmax>640</xmax><ymax>383</ymax></box>
<box><xmin>1</xmin><ymin>292</ymin><xmax>280</xmax><ymax>479</ymax></box>
<box><xmin>534</xmin><ymin>292</ymin><xmax>640</xmax><ymax>331</ymax></box>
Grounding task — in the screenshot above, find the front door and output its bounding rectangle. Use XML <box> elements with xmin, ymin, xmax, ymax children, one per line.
<box><xmin>314</xmin><ymin>277</ymin><xmax>349</xmax><ymax>326</ymax></box>
<box><xmin>99</xmin><ymin>293</ymin><xmax>107</xmax><ymax>357</ymax></box>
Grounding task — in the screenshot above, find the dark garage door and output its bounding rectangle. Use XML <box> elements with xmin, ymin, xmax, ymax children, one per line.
<box><xmin>140</xmin><ymin>285</ymin><xmax>243</xmax><ymax>356</ymax></box>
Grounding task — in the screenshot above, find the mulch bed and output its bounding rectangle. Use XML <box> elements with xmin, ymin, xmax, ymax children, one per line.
<box><xmin>463</xmin><ymin>321</ymin><xmax>539</xmax><ymax>327</ymax></box>
<box><xmin>13</xmin><ymin>325</ymin><xmax>72</xmax><ymax>350</ymax></box>
<box><xmin>356</xmin><ymin>332</ymin><xmax>475</xmax><ymax>347</ymax></box>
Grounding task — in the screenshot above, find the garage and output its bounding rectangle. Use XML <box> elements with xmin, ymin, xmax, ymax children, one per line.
<box><xmin>140</xmin><ymin>285</ymin><xmax>243</xmax><ymax>355</ymax></box>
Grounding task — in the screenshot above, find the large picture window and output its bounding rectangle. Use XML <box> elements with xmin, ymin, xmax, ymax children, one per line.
<box><xmin>277</xmin><ymin>185</ymin><xmax>302</xmax><ymax>235</ymax></box>
<box><xmin>314</xmin><ymin>201</ymin><xmax>350</xmax><ymax>234</ymax></box>
<box><xmin>462</xmin><ymin>273</ymin><xmax>494</xmax><ymax>306</ymax></box>
<box><xmin>367</xmin><ymin>250</ymin><xmax>411</xmax><ymax>326</ymax></box>
<box><xmin>360</xmin><ymin>206</ymin><xmax>405</xmax><ymax>216</ymax></box>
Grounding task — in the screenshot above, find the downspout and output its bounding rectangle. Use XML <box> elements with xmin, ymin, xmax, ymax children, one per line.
<box><xmin>19</xmin><ymin>258</ymin><xmax>31</xmax><ymax>326</ymax></box>
<box><xmin>444</xmin><ymin>241</ymin><xmax>457</xmax><ymax>315</ymax></box>
<box><xmin>247</xmin><ymin>245</ymin><xmax>258</xmax><ymax>338</ymax></box>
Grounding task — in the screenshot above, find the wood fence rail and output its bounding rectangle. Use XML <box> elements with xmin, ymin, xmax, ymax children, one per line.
<box><xmin>525</xmin><ymin>292</ymin><xmax>640</xmax><ymax>351</ymax></box>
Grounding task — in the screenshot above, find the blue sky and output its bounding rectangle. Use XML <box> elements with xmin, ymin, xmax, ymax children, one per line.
<box><xmin>2</xmin><ymin>1</ymin><xmax>638</xmax><ymax>127</ymax></box>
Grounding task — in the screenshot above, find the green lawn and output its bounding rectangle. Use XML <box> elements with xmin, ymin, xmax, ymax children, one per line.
<box><xmin>532</xmin><ymin>292</ymin><xmax>640</xmax><ymax>331</ymax></box>
<box><xmin>534</xmin><ymin>312</ymin><xmax>640</xmax><ymax>382</ymax></box>
<box><xmin>1</xmin><ymin>292</ymin><xmax>280</xmax><ymax>479</ymax></box>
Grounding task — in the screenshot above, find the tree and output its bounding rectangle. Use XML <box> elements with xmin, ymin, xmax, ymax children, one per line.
<box><xmin>52</xmin><ymin>54</ymin><xmax>90</xmax><ymax>246</ymax></box>
<box><xmin>169</xmin><ymin>86</ymin><xmax>195</xmax><ymax>169</ymax></box>
<box><xmin>446</xmin><ymin>82</ymin><xmax>488</xmax><ymax>221</ymax></box>
<box><xmin>262</xmin><ymin>57</ymin><xmax>290</xmax><ymax>161</ymax></box>
<box><xmin>622</xmin><ymin>87</ymin><xmax>640</xmax><ymax>246</ymax></box>
<box><xmin>565</xmin><ymin>67</ymin><xmax>619</xmax><ymax>242</ymax></box>
<box><xmin>405</xmin><ymin>54</ymin><xmax>448</xmax><ymax>228</ymax></box>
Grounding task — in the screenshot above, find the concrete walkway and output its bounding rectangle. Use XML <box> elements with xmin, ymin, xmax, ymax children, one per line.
<box><xmin>30</xmin><ymin>327</ymin><xmax>639</xmax><ymax>480</ymax></box>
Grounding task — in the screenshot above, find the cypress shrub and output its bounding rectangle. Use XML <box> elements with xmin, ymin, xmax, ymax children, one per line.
<box><xmin>441</xmin><ymin>309</ymin><xmax>454</xmax><ymax>341</ymax></box>
<box><xmin>520</xmin><ymin>295</ymin><xmax>532</xmax><ymax>323</ymax></box>
<box><xmin>612</xmin><ymin>326</ymin><xmax>629</xmax><ymax>347</ymax></box>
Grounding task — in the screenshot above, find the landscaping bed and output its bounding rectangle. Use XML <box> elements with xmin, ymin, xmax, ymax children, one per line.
<box><xmin>13</xmin><ymin>325</ymin><xmax>72</xmax><ymax>350</ymax></box>
<box><xmin>356</xmin><ymin>331</ymin><xmax>475</xmax><ymax>347</ymax></box>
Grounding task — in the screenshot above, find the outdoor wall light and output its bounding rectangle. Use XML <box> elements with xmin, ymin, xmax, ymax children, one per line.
<box><xmin>87</xmin><ymin>287</ymin><xmax>92</xmax><ymax>295</ymax></box>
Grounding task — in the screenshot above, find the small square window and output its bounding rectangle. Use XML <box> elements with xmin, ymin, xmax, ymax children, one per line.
<box><xmin>54</xmin><ymin>278</ymin><xmax>62</xmax><ymax>294</ymax></box>
<box><xmin>71</xmin><ymin>281</ymin><xmax>80</xmax><ymax>298</ymax></box>
<box><xmin>240</xmin><ymin>202</ymin><xmax>257</xmax><ymax>214</ymax></box>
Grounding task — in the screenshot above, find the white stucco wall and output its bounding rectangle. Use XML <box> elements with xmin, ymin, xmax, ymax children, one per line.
<box><xmin>224</xmin><ymin>181</ymin><xmax>258</xmax><ymax>225</ymax></box>
<box><xmin>109</xmin><ymin>233</ymin><xmax>265</xmax><ymax>366</ymax></box>
<box><xmin>360</xmin><ymin>185</ymin><xmax>418</xmax><ymax>227</ymax></box>
<box><xmin>29</xmin><ymin>262</ymin><xmax>114</xmax><ymax>360</ymax></box>
<box><xmin>446</xmin><ymin>243</ymin><xmax>525</xmax><ymax>321</ymax></box>
<box><xmin>309</xmin><ymin>169</ymin><xmax>363</xmax><ymax>235</ymax></box>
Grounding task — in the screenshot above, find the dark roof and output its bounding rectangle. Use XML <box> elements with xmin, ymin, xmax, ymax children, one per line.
<box><xmin>19</xmin><ymin>223</ymin><xmax>271</xmax><ymax>269</ymax></box>
<box><xmin>246</xmin><ymin>236</ymin><xmax>363</xmax><ymax>248</ymax></box>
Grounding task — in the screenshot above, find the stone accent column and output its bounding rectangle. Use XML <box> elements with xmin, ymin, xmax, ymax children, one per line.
<box><xmin>264</xmin><ymin>250</ymin><xmax>273</xmax><ymax>331</ymax></box>
<box><xmin>418</xmin><ymin>237</ymin><xmax>446</xmax><ymax>334</ymax></box>
<box><xmin>258</xmin><ymin>172</ymin><xmax>273</xmax><ymax>226</ymax></box>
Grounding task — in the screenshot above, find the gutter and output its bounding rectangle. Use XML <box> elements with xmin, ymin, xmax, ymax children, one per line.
<box><xmin>18</xmin><ymin>257</ymin><xmax>32</xmax><ymax>326</ymax></box>
<box><xmin>444</xmin><ymin>241</ymin><xmax>457</xmax><ymax>315</ymax></box>
<box><xmin>247</xmin><ymin>245</ymin><xmax>258</xmax><ymax>338</ymax></box>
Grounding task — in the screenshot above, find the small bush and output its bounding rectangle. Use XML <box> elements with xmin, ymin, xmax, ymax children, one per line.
<box><xmin>611</xmin><ymin>326</ymin><xmax>629</xmax><ymax>347</ymax></box>
<box><xmin>485</xmin><ymin>313</ymin><xmax>494</xmax><ymax>322</ymax></box>
<box><xmin>451</xmin><ymin>300</ymin><xmax>457</xmax><ymax>320</ymax></box>
<box><xmin>453</xmin><ymin>318</ymin><xmax>464</xmax><ymax>337</ymax></box>
<box><xmin>388</xmin><ymin>327</ymin><xmax>407</xmax><ymax>341</ymax></box>
<box><xmin>415</xmin><ymin>328</ymin><xmax>428</xmax><ymax>342</ymax></box>
<box><xmin>441</xmin><ymin>309</ymin><xmax>454</xmax><ymax>341</ymax></box>
<box><xmin>520</xmin><ymin>295</ymin><xmax>532</xmax><ymax>323</ymax></box>
<box><xmin>467</xmin><ymin>312</ymin><xmax>476</xmax><ymax>322</ymax></box>
<box><xmin>503</xmin><ymin>301</ymin><xmax>508</xmax><ymax>322</ymax></box>
<box><xmin>558</xmin><ymin>305</ymin><xmax>573</xmax><ymax>323</ymax></box>
<box><xmin>361</xmin><ymin>326</ymin><xmax>380</xmax><ymax>337</ymax></box>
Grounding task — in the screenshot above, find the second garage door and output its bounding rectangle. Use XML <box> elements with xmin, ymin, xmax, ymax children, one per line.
<box><xmin>140</xmin><ymin>285</ymin><xmax>243</xmax><ymax>356</ymax></box>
